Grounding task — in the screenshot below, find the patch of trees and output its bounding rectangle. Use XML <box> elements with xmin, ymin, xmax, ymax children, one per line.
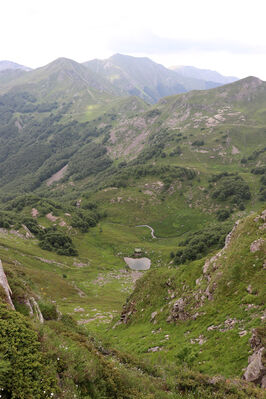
<box><xmin>146</xmin><ymin>108</ymin><xmax>161</xmax><ymax>118</ymax></box>
<box><xmin>139</xmin><ymin>143</ymin><xmax>165</xmax><ymax>161</ymax></box>
<box><xmin>241</xmin><ymin>147</ymin><xmax>266</xmax><ymax>164</ymax></box>
<box><xmin>20</xmin><ymin>216</ymin><xmax>68</xmax><ymax>251</ymax></box>
<box><xmin>70</xmin><ymin>208</ymin><xmax>100</xmax><ymax>233</ymax></box>
<box><xmin>21</xmin><ymin>217</ymin><xmax>78</xmax><ymax>256</ymax></box>
<box><xmin>6</xmin><ymin>195</ymin><xmax>62</xmax><ymax>214</ymax></box>
<box><xmin>169</xmin><ymin>146</ymin><xmax>182</xmax><ymax>157</ymax></box>
<box><xmin>209</xmin><ymin>173</ymin><xmax>251</xmax><ymax>208</ymax></box>
<box><xmin>111</xmin><ymin>164</ymin><xmax>196</xmax><ymax>188</ymax></box>
<box><xmin>67</xmin><ymin>143</ymin><xmax>112</xmax><ymax>180</ymax></box>
<box><xmin>0</xmin><ymin>91</ymin><xmax>58</xmax><ymax>125</ymax></box>
<box><xmin>0</xmin><ymin>211</ymin><xmax>17</xmax><ymax>228</ymax></box>
<box><xmin>251</xmin><ymin>166</ymin><xmax>266</xmax><ymax>175</ymax></box>
<box><xmin>39</xmin><ymin>229</ymin><xmax>78</xmax><ymax>256</ymax></box>
<box><xmin>192</xmin><ymin>140</ymin><xmax>204</xmax><ymax>146</ymax></box>
<box><xmin>172</xmin><ymin>222</ymin><xmax>232</xmax><ymax>265</ymax></box>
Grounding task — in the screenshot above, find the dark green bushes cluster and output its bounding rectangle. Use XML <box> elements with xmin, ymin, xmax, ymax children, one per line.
<box><xmin>111</xmin><ymin>164</ymin><xmax>196</xmax><ymax>188</ymax></box>
<box><xmin>146</xmin><ymin>108</ymin><xmax>161</xmax><ymax>118</ymax></box>
<box><xmin>210</xmin><ymin>173</ymin><xmax>251</xmax><ymax>207</ymax></box>
<box><xmin>192</xmin><ymin>140</ymin><xmax>204</xmax><ymax>146</ymax></box>
<box><xmin>71</xmin><ymin>208</ymin><xmax>100</xmax><ymax>233</ymax></box>
<box><xmin>173</xmin><ymin>223</ymin><xmax>232</xmax><ymax>265</ymax></box>
<box><xmin>0</xmin><ymin>108</ymin><xmax>113</xmax><ymax>192</ymax></box>
<box><xmin>21</xmin><ymin>217</ymin><xmax>78</xmax><ymax>256</ymax></box>
<box><xmin>216</xmin><ymin>209</ymin><xmax>231</xmax><ymax>221</ymax></box>
<box><xmin>169</xmin><ymin>146</ymin><xmax>182</xmax><ymax>157</ymax></box>
<box><xmin>251</xmin><ymin>166</ymin><xmax>266</xmax><ymax>175</ymax></box>
<box><xmin>139</xmin><ymin>143</ymin><xmax>165</xmax><ymax>161</ymax></box>
<box><xmin>247</xmin><ymin>146</ymin><xmax>266</xmax><ymax>161</ymax></box>
<box><xmin>67</xmin><ymin>142</ymin><xmax>112</xmax><ymax>180</ymax></box>
<box><xmin>39</xmin><ymin>228</ymin><xmax>78</xmax><ymax>256</ymax></box>
<box><xmin>0</xmin><ymin>304</ymin><xmax>57</xmax><ymax>398</ymax></box>
<box><xmin>0</xmin><ymin>211</ymin><xmax>17</xmax><ymax>228</ymax></box>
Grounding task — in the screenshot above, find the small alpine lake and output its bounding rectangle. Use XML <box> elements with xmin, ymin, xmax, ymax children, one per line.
<box><xmin>124</xmin><ymin>257</ymin><xmax>151</xmax><ymax>271</ymax></box>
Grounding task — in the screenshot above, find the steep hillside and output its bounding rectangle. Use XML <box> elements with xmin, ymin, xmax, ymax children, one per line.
<box><xmin>0</xmin><ymin>57</ymin><xmax>121</xmax><ymax>104</ymax></box>
<box><xmin>105</xmin><ymin>76</ymin><xmax>266</xmax><ymax>162</ymax></box>
<box><xmin>84</xmin><ymin>54</ymin><xmax>222</xmax><ymax>103</ymax></box>
<box><xmin>171</xmin><ymin>65</ymin><xmax>238</xmax><ymax>84</ymax></box>
<box><xmin>108</xmin><ymin>210</ymin><xmax>266</xmax><ymax>383</ymax></box>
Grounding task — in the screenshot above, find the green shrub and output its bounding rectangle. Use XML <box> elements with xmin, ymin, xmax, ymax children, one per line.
<box><xmin>192</xmin><ymin>140</ymin><xmax>204</xmax><ymax>146</ymax></box>
<box><xmin>210</xmin><ymin>174</ymin><xmax>251</xmax><ymax>203</ymax></box>
<box><xmin>216</xmin><ymin>209</ymin><xmax>231</xmax><ymax>221</ymax></box>
<box><xmin>0</xmin><ymin>304</ymin><xmax>57</xmax><ymax>398</ymax></box>
<box><xmin>39</xmin><ymin>302</ymin><xmax>58</xmax><ymax>320</ymax></box>
<box><xmin>39</xmin><ymin>229</ymin><xmax>78</xmax><ymax>256</ymax></box>
<box><xmin>174</xmin><ymin>223</ymin><xmax>232</xmax><ymax>265</ymax></box>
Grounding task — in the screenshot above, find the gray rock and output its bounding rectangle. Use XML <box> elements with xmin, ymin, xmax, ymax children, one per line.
<box><xmin>148</xmin><ymin>346</ymin><xmax>162</xmax><ymax>352</ymax></box>
<box><xmin>243</xmin><ymin>329</ymin><xmax>266</xmax><ymax>387</ymax></box>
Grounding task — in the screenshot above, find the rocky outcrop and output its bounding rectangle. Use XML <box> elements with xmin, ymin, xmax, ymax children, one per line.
<box><xmin>250</xmin><ymin>238</ymin><xmax>265</xmax><ymax>253</ymax></box>
<box><xmin>0</xmin><ymin>259</ymin><xmax>15</xmax><ymax>309</ymax></box>
<box><xmin>120</xmin><ymin>300</ymin><xmax>136</xmax><ymax>324</ymax></box>
<box><xmin>23</xmin><ymin>296</ymin><xmax>44</xmax><ymax>323</ymax></box>
<box><xmin>243</xmin><ymin>329</ymin><xmax>266</xmax><ymax>388</ymax></box>
<box><xmin>30</xmin><ymin>297</ymin><xmax>44</xmax><ymax>323</ymax></box>
<box><xmin>167</xmin><ymin>297</ymin><xmax>189</xmax><ymax>322</ymax></box>
<box><xmin>203</xmin><ymin>220</ymin><xmax>239</xmax><ymax>276</ymax></box>
<box><xmin>22</xmin><ymin>224</ymin><xmax>34</xmax><ymax>239</ymax></box>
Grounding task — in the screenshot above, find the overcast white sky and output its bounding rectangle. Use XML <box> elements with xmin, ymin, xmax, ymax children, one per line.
<box><xmin>1</xmin><ymin>0</ymin><xmax>266</xmax><ymax>79</ymax></box>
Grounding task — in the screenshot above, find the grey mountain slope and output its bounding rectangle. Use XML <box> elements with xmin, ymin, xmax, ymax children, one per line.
<box><xmin>170</xmin><ymin>65</ymin><xmax>238</xmax><ymax>84</ymax></box>
<box><xmin>0</xmin><ymin>69</ymin><xmax>28</xmax><ymax>86</ymax></box>
<box><xmin>0</xmin><ymin>57</ymin><xmax>123</xmax><ymax>103</ymax></box>
<box><xmin>0</xmin><ymin>60</ymin><xmax>31</xmax><ymax>72</ymax></box>
<box><xmin>84</xmin><ymin>53</ymin><xmax>223</xmax><ymax>103</ymax></box>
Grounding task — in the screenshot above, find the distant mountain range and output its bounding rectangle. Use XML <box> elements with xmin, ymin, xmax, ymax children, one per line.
<box><xmin>170</xmin><ymin>65</ymin><xmax>238</xmax><ymax>84</ymax></box>
<box><xmin>0</xmin><ymin>54</ymin><xmax>239</xmax><ymax>104</ymax></box>
<box><xmin>84</xmin><ymin>53</ymin><xmax>236</xmax><ymax>103</ymax></box>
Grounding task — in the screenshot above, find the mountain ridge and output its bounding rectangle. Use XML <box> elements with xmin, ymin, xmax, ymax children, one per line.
<box><xmin>170</xmin><ymin>64</ymin><xmax>238</xmax><ymax>84</ymax></box>
<box><xmin>84</xmin><ymin>53</ymin><xmax>227</xmax><ymax>103</ymax></box>
<box><xmin>0</xmin><ymin>60</ymin><xmax>31</xmax><ymax>72</ymax></box>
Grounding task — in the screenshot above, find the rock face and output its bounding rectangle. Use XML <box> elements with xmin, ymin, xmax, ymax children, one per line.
<box><xmin>0</xmin><ymin>259</ymin><xmax>15</xmax><ymax>309</ymax></box>
<box><xmin>243</xmin><ymin>329</ymin><xmax>266</xmax><ymax>388</ymax></box>
<box><xmin>167</xmin><ymin>298</ymin><xmax>189</xmax><ymax>322</ymax></box>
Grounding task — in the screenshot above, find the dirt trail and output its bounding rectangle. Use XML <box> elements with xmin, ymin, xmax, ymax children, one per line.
<box><xmin>136</xmin><ymin>225</ymin><xmax>156</xmax><ymax>238</ymax></box>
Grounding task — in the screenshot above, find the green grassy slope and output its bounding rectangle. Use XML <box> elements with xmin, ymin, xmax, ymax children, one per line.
<box><xmin>107</xmin><ymin>210</ymin><xmax>266</xmax><ymax>378</ymax></box>
<box><xmin>0</xmin><ymin>204</ymin><xmax>265</xmax><ymax>397</ymax></box>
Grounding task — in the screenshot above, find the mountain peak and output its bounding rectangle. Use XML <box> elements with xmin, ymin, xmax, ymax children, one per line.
<box><xmin>0</xmin><ymin>60</ymin><xmax>31</xmax><ymax>72</ymax></box>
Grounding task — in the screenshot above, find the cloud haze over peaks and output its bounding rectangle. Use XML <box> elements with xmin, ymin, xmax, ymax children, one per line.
<box><xmin>109</xmin><ymin>32</ymin><xmax>266</xmax><ymax>56</ymax></box>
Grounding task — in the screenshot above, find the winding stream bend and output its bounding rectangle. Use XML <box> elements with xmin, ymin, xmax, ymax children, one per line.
<box><xmin>136</xmin><ymin>225</ymin><xmax>156</xmax><ymax>239</ymax></box>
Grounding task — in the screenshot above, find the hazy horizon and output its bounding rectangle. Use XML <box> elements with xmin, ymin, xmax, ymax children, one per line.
<box><xmin>1</xmin><ymin>0</ymin><xmax>266</xmax><ymax>80</ymax></box>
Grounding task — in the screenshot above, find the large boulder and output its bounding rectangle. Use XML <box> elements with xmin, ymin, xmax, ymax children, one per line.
<box><xmin>243</xmin><ymin>328</ymin><xmax>266</xmax><ymax>387</ymax></box>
